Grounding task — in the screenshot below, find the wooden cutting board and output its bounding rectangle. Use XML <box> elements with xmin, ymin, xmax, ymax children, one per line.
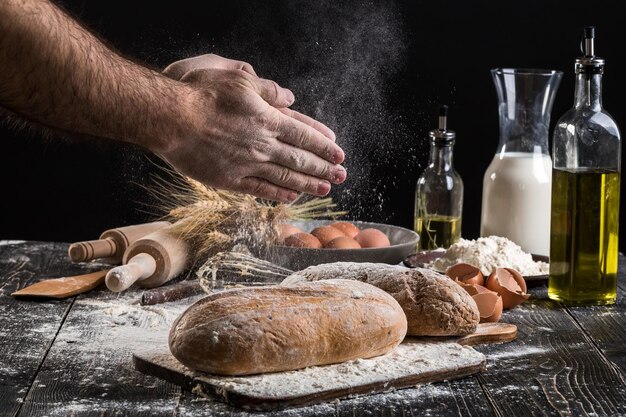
<box><xmin>133</xmin><ymin>323</ymin><xmax>516</xmax><ymax>411</ymax></box>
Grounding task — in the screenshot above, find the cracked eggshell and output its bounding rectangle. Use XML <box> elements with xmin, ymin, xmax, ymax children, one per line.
<box><xmin>472</xmin><ymin>292</ymin><xmax>503</xmax><ymax>323</ymax></box>
<box><xmin>457</xmin><ymin>281</ymin><xmax>492</xmax><ymax>296</ymax></box>
<box><xmin>446</xmin><ymin>263</ymin><xmax>484</xmax><ymax>286</ymax></box>
<box><xmin>456</xmin><ymin>282</ymin><xmax>503</xmax><ymax>323</ymax></box>
<box><xmin>485</xmin><ymin>267</ymin><xmax>530</xmax><ymax>309</ymax></box>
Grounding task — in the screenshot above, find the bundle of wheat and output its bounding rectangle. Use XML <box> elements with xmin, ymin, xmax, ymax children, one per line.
<box><xmin>141</xmin><ymin>163</ymin><xmax>346</xmax><ymax>268</ymax></box>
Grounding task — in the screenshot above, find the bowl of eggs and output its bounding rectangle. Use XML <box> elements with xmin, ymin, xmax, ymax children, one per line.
<box><xmin>263</xmin><ymin>219</ymin><xmax>420</xmax><ymax>271</ymax></box>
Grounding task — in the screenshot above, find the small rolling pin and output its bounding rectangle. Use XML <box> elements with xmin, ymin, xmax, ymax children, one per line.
<box><xmin>105</xmin><ymin>223</ymin><xmax>190</xmax><ymax>292</ymax></box>
<box><xmin>68</xmin><ymin>221</ymin><xmax>171</xmax><ymax>264</ymax></box>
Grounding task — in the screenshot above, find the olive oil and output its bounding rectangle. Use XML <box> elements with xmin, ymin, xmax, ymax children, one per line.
<box><xmin>414</xmin><ymin>105</ymin><xmax>464</xmax><ymax>252</ymax></box>
<box><xmin>548</xmin><ymin>168</ymin><xmax>620</xmax><ymax>305</ymax></box>
<box><xmin>415</xmin><ymin>215</ymin><xmax>461</xmax><ymax>250</ymax></box>
<box><xmin>549</xmin><ymin>27</ymin><xmax>621</xmax><ymax>305</ymax></box>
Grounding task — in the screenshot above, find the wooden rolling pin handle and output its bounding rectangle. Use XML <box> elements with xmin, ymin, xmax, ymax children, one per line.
<box><xmin>105</xmin><ymin>253</ymin><xmax>157</xmax><ymax>292</ymax></box>
<box><xmin>68</xmin><ymin>238</ymin><xmax>117</xmax><ymax>263</ymax></box>
<box><xmin>68</xmin><ymin>221</ymin><xmax>171</xmax><ymax>264</ymax></box>
<box><xmin>122</xmin><ymin>222</ymin><xmax>190</xmax><ymax>289</ymax></box>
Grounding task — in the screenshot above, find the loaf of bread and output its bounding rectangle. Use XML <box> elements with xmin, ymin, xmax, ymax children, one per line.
<box><xmin>281</xmin><ymin>262</ymin><xmax>479</xmax><ymax>336</ymax></box>
<box><xmin>168</xmin><ymin>278</ymin><xmax>407</xmax><ymax>375</ymax></box>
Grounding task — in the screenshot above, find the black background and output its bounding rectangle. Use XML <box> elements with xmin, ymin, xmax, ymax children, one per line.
<box><xmin>1</xmin><ymin>0</ymin><xmax>624</xmax><ymax>251</ymax></box>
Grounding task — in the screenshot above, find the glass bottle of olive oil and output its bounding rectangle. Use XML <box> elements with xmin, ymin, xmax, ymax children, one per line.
<box><xmin>549</xmin><ymin>27</ymin><xmax>621</xmax><ymax>305</ymax></box>
<box><xmin>415</xmin><ymin>106</ymin><xmax>463</xmax><ymax>250</ymax></box>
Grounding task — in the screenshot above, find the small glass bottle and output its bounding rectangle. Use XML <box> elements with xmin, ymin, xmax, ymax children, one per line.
<box><xmin>548</xmin><ymin>27</ymin><xmax>621</xmax><ymax>305</ymax></box>
<box><xmin>414</xmin><ymin>105</ymin><xmax>463</xmax><ymax>251</ymax></box>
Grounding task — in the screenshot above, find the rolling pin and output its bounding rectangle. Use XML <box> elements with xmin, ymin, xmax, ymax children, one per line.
<box><xmin>105</xmin><ymin>223</ymin><xmax>190</xmax><ymax>292</ymax></box>
<box><xmin>68</xmin><ymin>221</ymin><xmax>171</xmax><ymax>264</ymax></box>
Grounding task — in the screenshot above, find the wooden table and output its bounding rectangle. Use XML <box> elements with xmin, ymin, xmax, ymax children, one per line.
<box><xmin>1</xmin><ymin>240</ymin><xmax>625</xmax><ymax>417</ymax></box>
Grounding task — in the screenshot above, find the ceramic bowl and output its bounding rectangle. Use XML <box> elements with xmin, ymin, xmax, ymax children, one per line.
<box><xmin>262</xmin><ymin>220</ymin><xmax>419</xmax><ymax>272</ymax></box>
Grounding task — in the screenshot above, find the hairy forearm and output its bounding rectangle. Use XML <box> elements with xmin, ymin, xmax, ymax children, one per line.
<box><xmin>0</xmin><ymin>0</ymin><xmax>195</xmax><ymax>152</ymax></box>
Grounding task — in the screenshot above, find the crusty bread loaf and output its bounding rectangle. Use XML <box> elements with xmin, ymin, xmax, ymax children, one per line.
<box><xmin>169</xmin><ymin>279</ymin><xmax>407</xmax><ymax>375</ymax></box>
<box><xmin>281</xmin><ymin>262</ymin><xmax>479</xmax><ymax>336</ymax></box>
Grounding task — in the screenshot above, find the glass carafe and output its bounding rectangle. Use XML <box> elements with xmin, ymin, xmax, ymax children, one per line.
<box><xmin>480</xmin><ymin>68</ymin><xmax>563</xmax><ymax>256</ymax></box>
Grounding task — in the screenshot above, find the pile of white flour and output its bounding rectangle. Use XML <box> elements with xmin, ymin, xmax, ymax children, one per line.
<box><xmin>427</xmin><ymin>235</ymin><xmax>549</xmax><ymax>276</ymax></box>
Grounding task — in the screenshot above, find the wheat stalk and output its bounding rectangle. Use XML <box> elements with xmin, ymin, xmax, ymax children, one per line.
<box><xmin>139</xmin><ymin>161</ymin><xmax>347</xmax><ymax>266</ymax></box>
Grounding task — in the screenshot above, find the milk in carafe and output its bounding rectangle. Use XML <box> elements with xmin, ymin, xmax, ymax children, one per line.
<box><xmin>480</xmin><ymin>152</ymin><xmax>552</xmax><ymax>255</ymax></box>
<box><xmin>479</xmin><ymin>68</ymin><xmax>562</xmax><ymax>256</ymax></box>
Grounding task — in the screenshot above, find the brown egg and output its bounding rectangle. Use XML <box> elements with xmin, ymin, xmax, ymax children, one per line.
<box><xmin>283</xmin><ymin>233</ymin><xmax>322</xmax><ymax>249</ymax></box>
<box><xmin>277</xmin><ymin>223</ymin><xmax>303</xmax><ymax>243</ymax></box>
<box><xmin>485</xmin><ymin>267</ymin><xmax>530</xmax><ymax>309</ymax></box>
<box><xmin>355</xmin><ymin>228</ymin><xmax>391</xmax><ymax>248</ymax></box>
<box><xmin>310</xmin><ymin>226</ymin><xmax>346</xmax><ymax>247</ymax></box>
<box><xmin>325</xmin><ymin>236</ymin><xmax>361</xmax><ymax>249</ymax></box>
<box><xmin>329</xmin><ymin>221</ymin><xmax>360</xmax><ymax>239</ymax></box>
<box><xmin>446</xmin><ymin>263</ymin><xmax>484</xmax><ymax>286</ymax></box>
<box><xmin>472</xmin><ymin>292</ymin><xmax>503</xmax><ymax>323</ymax></box>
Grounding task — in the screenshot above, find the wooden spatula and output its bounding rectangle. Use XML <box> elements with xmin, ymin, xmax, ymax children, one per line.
<box><xmin>11</xmin><ymin>269</ymin><xmax>110</xmax><ymax>299</ymax></box>
<box><xmin>409</xmin><ymin>322</ymin><xmax>518</xmax><ymax>346</ymax></box>
<box><xmin>455</xmin><ymin>322</ymin><xmax>518</xmax><ymax>345</ymax></box>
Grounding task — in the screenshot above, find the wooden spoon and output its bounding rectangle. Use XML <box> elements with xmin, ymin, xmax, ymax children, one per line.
<box><xmin>11</xmin><ymin>269</ymin><xmax>110</xmax><ymax>299</ymax></box>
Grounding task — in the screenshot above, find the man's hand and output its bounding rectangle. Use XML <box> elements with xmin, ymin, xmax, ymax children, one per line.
<box><xmin>163</xmin><ymin>54</ymin><xmax>259</xmax><ymax>79</ymax></box>
<box><xmin>0</xmin><ymin>0</ymin><xmax>345</xmax><ymax>204</ymax></box>
<box><xmin>159</xmin><ymin>67</ymin><xmax>346</xmax><ymax>203</ymax></box>
<box><xmin>163</xmin><ymin>54</ymin><xmax>337</xmax><ymax>141</ymax></box>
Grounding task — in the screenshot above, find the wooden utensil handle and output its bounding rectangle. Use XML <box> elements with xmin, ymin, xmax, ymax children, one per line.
<box><xmin>122</xmin><ymin>223</ymin><xmax>190</xmax><ymax>289</ymax></box>
<box><xmin>105</xmin><ymin>253</ymin><xmax>157</xmax><ymax>292</ymax></box>
<box><xmin>140</xmin><ymin>280</ymin><xmax>203</xmax><ymax>305</ymax></box>
<box><xmin>68</xmin><ymin>238</ymin><xmax>117</xmax><ymax>262</ymax></box>
<box><xmin>68</xmin><ymin>221</ymin><xmax>171</xmax><ymax>264</ymax></box>
<box><xmin>455</xmin><ymin>322</ymin><xmax>517</xmax><ymax>345</ymax></box>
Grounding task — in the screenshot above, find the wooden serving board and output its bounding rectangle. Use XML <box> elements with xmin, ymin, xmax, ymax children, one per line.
<box><xmin>133</xmin><ymin>323</ymin><xmax>516</xmax><ymax>411</ymax></box>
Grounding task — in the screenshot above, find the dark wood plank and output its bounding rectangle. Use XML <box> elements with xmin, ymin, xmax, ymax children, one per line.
<box><xmin>333</xmin><ymin>378</ymin><xmax>494</xmax><ymax>417</ymax></box>
<box><xmin>16</xmin><ymin>286</ymin><xmax>186</xmax><ymax>417</ymax></box>
<box><xmin>559</xmin><ymin>256</ymin><xmax>626</xmax><ymax>375</ymax></box>
<box><xmin>176</xmin><ymin>389</ymin><xmax>340</xmax><ymax>417</ymax></box>
<box><xmin>3</xmin><ymin>242</ymin><xmax>625</xmax><ymax>416</ymax></box>
<box><xmin>0</xmin><ymin>241</ymin><xmax>103</xmax><ymax>417</ymax></box>
<box><xmin>175</xmin><ymin>376</ymin><xmax>494</xmax><ymax>417</ymax></box>
<box><xmin>474</xmin><ymin>288</ymin><xmax>626</xmax><ymax>417</ymax></box>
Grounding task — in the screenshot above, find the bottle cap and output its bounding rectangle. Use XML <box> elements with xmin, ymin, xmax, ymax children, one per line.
<box><xmin>575</xmin><ymin>26</ymin><xmax>604</xmax><ymax>74</ymax></box>
<box><xmin>429</xmin><ymin>105</ymin><xmax>456</xmax><ymax>143</ymax></box>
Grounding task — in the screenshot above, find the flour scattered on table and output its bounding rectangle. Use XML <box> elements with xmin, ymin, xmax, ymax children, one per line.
<box><xmin>428</xmin><ymin>235</ymin><xmax>549</xmax><ymax>276</ymax></box>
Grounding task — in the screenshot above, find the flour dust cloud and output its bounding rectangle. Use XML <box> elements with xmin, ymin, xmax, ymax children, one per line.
<box><xmin>281</xmin><ymin>0</ymin><xmax>414</xmax><ymax>221</ymax></box>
